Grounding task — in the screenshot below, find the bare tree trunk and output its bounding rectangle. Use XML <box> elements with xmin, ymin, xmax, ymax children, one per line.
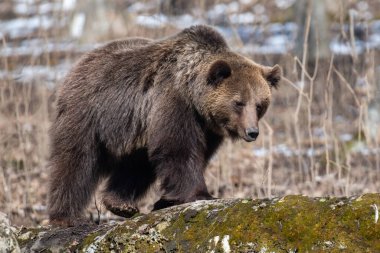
<box><xmin>295</xmin><ymin>0</ymin><xmax>330</xmax><ymax>64</ymax></box>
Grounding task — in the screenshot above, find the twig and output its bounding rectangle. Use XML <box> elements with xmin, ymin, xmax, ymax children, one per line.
<box><xmin>263</xmin><ymin>120</ymin><xmax>273</xmax><ymax>198</ymax></box>
<box><xmin>294</xmin><ymin>1</ymin><xmax>312</xmax><ymax>182</ymax></box>
<box><xmin>323</xmin><ymin>54</ymin><xmax>335</xmax><ymax>177</ymax></box>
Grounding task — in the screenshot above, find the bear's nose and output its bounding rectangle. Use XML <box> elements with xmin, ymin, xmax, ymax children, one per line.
<box><xmin>245</xmin><ymin>127</ymin><xmax>259</xmax><ymax>141</ymax></box>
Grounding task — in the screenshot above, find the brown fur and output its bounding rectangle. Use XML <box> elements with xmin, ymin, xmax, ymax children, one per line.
<box><xmin>48</xmin><ymin>25</ymin><xmax>281</xmax><ymax>226</ymax></box>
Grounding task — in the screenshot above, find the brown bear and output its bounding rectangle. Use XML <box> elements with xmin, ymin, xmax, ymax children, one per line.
<box><xmin>48</xmin><ymin>25</ymin><xmax>281</xmax><ymax>226</ymax></box>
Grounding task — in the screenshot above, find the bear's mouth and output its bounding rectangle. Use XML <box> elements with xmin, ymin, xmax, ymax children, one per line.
<box><xmin>242</xmin><ymin>135</ymin><xmax>256</xmax><ymax>142</ymax></box>
<box><xmin>226</xmin><ymin>128</ymin><xmax>240</xmax><ymax>140</ymax></box>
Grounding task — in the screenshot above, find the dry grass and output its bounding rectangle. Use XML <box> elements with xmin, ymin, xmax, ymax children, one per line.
<box><xmin>0</xmin><ymin>0</ymin><xmax>379</xmax><ymax>225</ymax></box>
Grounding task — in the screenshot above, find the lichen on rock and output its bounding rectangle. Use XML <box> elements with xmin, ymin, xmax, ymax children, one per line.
<box><xmin>0</xmin><ymin>212</ymin><xmax>20</xmax><ymax>253</ymax></box>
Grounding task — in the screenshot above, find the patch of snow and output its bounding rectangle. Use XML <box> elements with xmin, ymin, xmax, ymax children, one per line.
<box><xmin>339</xmin><ymin>133</ymin><xmax>353</xmax><ymax>142</ymax></box>
<box><xmin>254</xmin><ymin>39</ymin><xmax>290</xmax><ymax>54</ymax></box>
<box><xmin>275</xmin><ymin>0</ymin><xmax>296</xmax><ymax>9</ymax></box>
<box><xmin>371</xmin><ymin>20</ymin><xmax>380</xmax><ymax>33</ymax></box>
<box><xmin>207</xmin><ymin>4</ymin><xmax>228</xmax><ymax>21</ymax></box>
<box><xmin>274</xmin><ymin>144</ymin><xmax>293</xmax><ymax>157</ymax></box>
<box><xmin>70</xmin><ymin>12</ymin><xmax>86</xmax><ymax>38</ymax></box>
<box><xmin>357</xmin><ymin>1</ymin><xmax>369</xmax><ymax>11</ymax></box>
<box><xmin>13</xmin><ymin>0</ymin><xmax>35</xmax><ymax>4</ymax></box>
<box><xmin>283</xmin><ymin>22</ymin><xmax>298</xmax><ymax>35</ymax></box>
<box><xmin>214</xmin><ymin>26</ymin><xmax>235</xmax><ymax>40</ymax></box>
<box><xmin>227</xmin><ymin>2</ymin><xmax>240</xmax><ymax>13</ymax></box>
<box><xmin>307</xmin><ymin>148</ymin><xmax>315</xmax><ymax>157</ymax></box>
<box><xmin>252</xmin><ymin>147</ymin><xmax>268</xmax><ymax>157</ymax></box>
<box><xmin>330</xmin><ymin>41</ymin><xmax>352</xmax><ymax>55</ymax></box>
<box><xmin>240</xmin><ymin>0</ymin><xmax>253</xmax><ymax>5</ymax></box>
<box><xmin>27</xmin><ymin>65</ymin><xmax>66</xmax><ymax>83</ymax></box>
<box><xmin>32</xmin><ymin>204</ymin><xmax>46</xmax><ymax>211</ymax></box>
<box><xmin>13</xmin><ymin>3</ymin><xmax>34</xmax><ymax>15</ymax></box>
<box><xmin>128</xmin><ymin>2</ymin><xmax>151</xmax><ymax>13</ymax></box>
<box><xmin>172</xmin><ymin>14</ymin><xmax>202</xmax><ymax>29</ymax></box>
<box><xmin>135</xmin><ymin>14</ymin><xmax>168</xmax><ymax>28</ymax></box>
<box><xmin>14</xmin><ymin>1</ymin><xmax>74</xmax><ymax>15</ymax></box>
<box><xmin>229</xmin><ymin>12</ymin><xmax>255</xmax><ymax>24</ymax></box>
<box><xmin>368</xmin><ymin>34</ymin><xmax>380</xmax><ymax>49</ymax></box>
<box><xmin>38</xmin><ymin>2</ymin><xmax>62</xmax><ymax>14</ymax></box>
<box><xmin>237</xmin><ymin>26</ymin><xmax>263</xmax><ymax>43</ymax></box>
<box><xmin>329</xmin><ymin>37</ymin><xmax>378</xmax><ymax>55</ymax></box>
<box><xmin>0</xmin><ymin>61</ymin><xmax>72</xmax><ymax>88</ymax></box>
<box><xmin>267</xmin><ymin>23</ymin><xmax>285</xmax><ymax>35</ymax></box>
<box><xmin>0</xmin><ymin>39</ymin><xmax>95</xmax><ymax>58</ymax></box>
<box><xmin>0</xmin><ymin>16</ymin><xmax>56</xmax><ymax>39</ymax></box>
<box><xmin>269</xmin><ymin>33</ymin><xmax>289</xmax><ymax>44</ymax></box>
<box><xmin>235</xmin><ymin>22</ymin><xmax>296</xmax><ymax>54</ymax></box>
<box><xmin>62</xmin><ymin>0</ymin><xmax>76</xmax><ymax>11</ymax></box>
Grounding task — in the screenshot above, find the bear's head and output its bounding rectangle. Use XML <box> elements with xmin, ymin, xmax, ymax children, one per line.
<box><xmin>201</xmin><ymin>54</ymin><xmax>281</xmax><ymax>142</ymax></box>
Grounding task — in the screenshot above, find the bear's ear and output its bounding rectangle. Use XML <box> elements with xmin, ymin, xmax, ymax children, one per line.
<box><xmin>207</xmin><ymin>60</ymin><xmax>232</xmax><ymax>86</ymax></box>
<box><xmin>265</xmin><ymin>64</ymin><xmax>282</xmax><ymax>89</ymax></box>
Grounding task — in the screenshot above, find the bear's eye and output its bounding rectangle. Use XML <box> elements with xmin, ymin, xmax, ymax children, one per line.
<box><xmin>256</xmin><ymin>104</ymin><xmax>265</xmax><ymax>118</ymax></box>
<box><xmin>234</xmin><ymin>101</ymin><xmax>246</xmax><ymax>107</ymax></box>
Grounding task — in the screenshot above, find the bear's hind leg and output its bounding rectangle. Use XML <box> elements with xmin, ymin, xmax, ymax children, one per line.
<box><xmin>48</xmin><ymin>146</ymin><xmax>101</xmax><ymax>226</ymax></box>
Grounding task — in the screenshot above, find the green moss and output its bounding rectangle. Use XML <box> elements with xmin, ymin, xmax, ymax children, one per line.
<box><xmin>78</xmin><ymin>229</ymin><xmax>104</xmax><ymax>252</ymax></box>
<box><xmin>158</xmin><ymin>195</ymin><xmax>380</xmax><ymax>252</ymax></box>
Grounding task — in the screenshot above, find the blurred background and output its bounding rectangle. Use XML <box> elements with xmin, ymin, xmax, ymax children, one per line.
<box><xmin>0</xmin><ymin>0</ymin><xmax>379</xmax><ymax>226</ymax></box>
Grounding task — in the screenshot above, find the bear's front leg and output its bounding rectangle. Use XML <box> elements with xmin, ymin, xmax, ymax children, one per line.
<box><xmin>148</xmin><ymin>93</ymin><xmax>215</xmax><ymax>210</ymax></box>
<box><xmin>150</xmin><ymin>154</ymin><xmax>214</xmax><ymax>210</ymax></box>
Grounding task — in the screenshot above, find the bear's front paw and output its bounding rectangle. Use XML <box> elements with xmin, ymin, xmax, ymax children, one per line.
<box><xmin>103</xmin><ymin>193</ymin><xmax>138</xmax><ymax>218</ymax></box>
<box><xmin>153</xmin><ymin>199</ymin><xmax>180</xmax><ymax>210</ymax></box>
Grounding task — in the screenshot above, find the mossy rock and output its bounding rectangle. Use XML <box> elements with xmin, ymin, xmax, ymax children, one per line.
<box><xmin>4</xmin><ymin>194</ymin><xmax>380</xmax><ymax>252</ymax></box>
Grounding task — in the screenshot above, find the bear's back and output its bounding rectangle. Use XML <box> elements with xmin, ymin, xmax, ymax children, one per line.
<box><xmin>99</xmin><ymin>38</ymin><xmax>153</xmax><ymax>53</ymax></box>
